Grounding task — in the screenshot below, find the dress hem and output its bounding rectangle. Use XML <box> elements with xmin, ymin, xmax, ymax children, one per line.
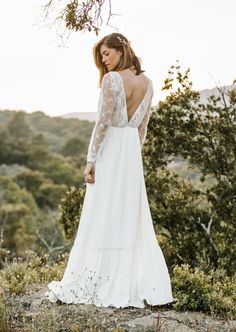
<box><xmin>45</xmin><ymin>287</ymin><xmax>174</xmax><ymax>309</ymax></box>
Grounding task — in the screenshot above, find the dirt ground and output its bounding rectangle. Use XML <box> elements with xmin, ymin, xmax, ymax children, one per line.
<box><xmin>2</xmin><ymin>284</ymin><xmax>236</xmax><ymax>332</ymax></box>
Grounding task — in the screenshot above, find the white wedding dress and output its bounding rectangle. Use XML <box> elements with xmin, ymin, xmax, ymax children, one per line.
<box><xmin>46</xmin><ymin>71</ymin><xmax>173</xmax><ymax>308</ymax></box>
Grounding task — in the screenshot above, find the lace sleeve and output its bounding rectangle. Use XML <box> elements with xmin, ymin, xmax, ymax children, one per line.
<box><xmin>138</xmin><ymin>91</ymin><xmax>153</xmax><ymax>148</ymax></box>
<box><xmin>87</xmin><ymin>73</ymin><xmax>116</xmax><ymax>163</ymax></box>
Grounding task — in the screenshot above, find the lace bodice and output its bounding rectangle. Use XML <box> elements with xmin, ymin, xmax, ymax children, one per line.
<box><xmin>87</xmin><ymin>71</ymin><xmax>153</xmax><ymax>163</ymax></box>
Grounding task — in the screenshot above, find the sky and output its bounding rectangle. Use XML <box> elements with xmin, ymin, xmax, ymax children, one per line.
<box><xmin>0</xmin><ymin>0</ymin><xmax>235</xmax><ymax>117</ymax></box>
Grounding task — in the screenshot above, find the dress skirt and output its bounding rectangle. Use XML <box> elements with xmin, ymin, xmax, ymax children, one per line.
<box><xmin>47</xmin><ymin>126</ymin><xmax>173</xmax><ymax>308</ymax></box>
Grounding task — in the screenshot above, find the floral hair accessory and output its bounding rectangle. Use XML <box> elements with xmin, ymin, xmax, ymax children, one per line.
<box><xmin>117</xmin><ymin>36</ymin><xmax>129</xmax><ymax>46</ymax></box>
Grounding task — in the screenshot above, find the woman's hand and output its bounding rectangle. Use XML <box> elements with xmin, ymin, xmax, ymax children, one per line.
<box><xmin>83</xmin><ymin>162</ymin><xmax>95</xmax><ymax>183</ymax></box>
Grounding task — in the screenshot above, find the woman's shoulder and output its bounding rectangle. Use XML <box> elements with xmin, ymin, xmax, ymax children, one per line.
<box><xmin>102</xmin><ymin>71</ymin><xmax>119</xmax><ymax>84</ymax></box>
<box><xmin>101</xmin><ymin>71</ymin><xmax>120</xmax><ymax>91</ymax></box>
<box><xmin>139</xmin><ymin>72</ymin><xmax>152</xmax><ymax>86</ymax></box>
<box><xmin>103</xmin><ymin>71</ymin><xmax>119</xmax><ymax>79</ymax></box>
<box><xmin>105</xmin><ymin>69</ymin><xmax>150</xmax><ymax>82</ymax></box>
<box><xmin>119</xmin><ymin>69</ymin><xmax>150</xmax><ymax>82</ymax></box>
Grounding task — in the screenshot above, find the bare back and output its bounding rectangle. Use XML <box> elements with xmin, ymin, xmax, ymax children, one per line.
<box><xmin>117</xmin><ymin>69</ymin><xmax>150</xmax><ymax>122</ymax></box>
<box><xmin>87</xmin><ymin>70</ymin><xmax>153</xmax><ymax>162</ymax></box>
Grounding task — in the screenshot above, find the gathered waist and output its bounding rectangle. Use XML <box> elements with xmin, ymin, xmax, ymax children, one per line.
<box><xmin>110</xmin><ymin>125</ymin><xmax>138</xmax><ymax>129</ymax></box>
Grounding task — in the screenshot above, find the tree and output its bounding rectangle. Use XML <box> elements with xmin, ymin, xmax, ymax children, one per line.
<box><xmin>38</xmin><ymin>154</ymin><xmax>82</xmax><ymax>186</ymax></box>
<box><xmin>0</xmin><ymin>126</ymin><xmax>11</xmax><ymax>164</ymax></box>
<box><xmin>0</xmin><ymin>176</ymin><xmax>38</xmax><ymax>256</ymax></box>
<box><xmin>61</xmin><ymin>137</ymin><xmax>87</xmax><ymax>157</ymax></box>
<box><xmin>58</xmin><ymin>185</ymin><xmax>86</xmax><ymax>240</ymax></box>
<box><xmin>42</xmin><ymin>0</ymin><xmax>113</xmax><ymax>38</ymax></box>
<box><xmin>1</xmin><ymin>112</ymin><xmax>34</xmax><ymax>165</ymax></box>
<box><xmin>15</xmin><ymin>170</ymin><xmax>67</xmax><ymax>210</ymax></box>
<box><xmin>7</xmin><ymin>112</ymin><xmax>32</xmax><ymax>139</ymax></box>
<box><xmin>143</xmin><ymin>62</ymin><xmax>236</xmax><ymax>274</ymax></box>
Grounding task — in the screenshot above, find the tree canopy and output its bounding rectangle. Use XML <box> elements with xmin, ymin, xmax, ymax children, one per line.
<box><xmin>42</xmin><ymin>0</ymin><xmax>113</xmax><ymax>38</ymax></box>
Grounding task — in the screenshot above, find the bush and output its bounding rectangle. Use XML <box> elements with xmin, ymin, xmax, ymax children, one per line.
<box><xmin>143</xmin><ymin>63</ymin><xmax>236</xmax><ymax>274</ymax></box>
<box><xmin>58</xmin><ymin>185</ymin><xmax>86</xmax><ymax>240</ymax></box>
<box><xmin>172</xmin><ymin>264</ymin><xmax>236</xmax><ymax>318</ymax></box>
<box><xmin>0</xmin><ymin>250</ymin><xmax>67</xmax><ymax>295</ymax></box>
<box><xmin>0</xmin><ymin>176</ymin><xmax>38</xmax><ymax>256</ymax></box>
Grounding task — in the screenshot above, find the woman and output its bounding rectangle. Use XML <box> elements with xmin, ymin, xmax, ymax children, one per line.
<box><xmin>46</xmin><ymin>33</ymin><xmax>173</xmax><ymax>308</ymax></box>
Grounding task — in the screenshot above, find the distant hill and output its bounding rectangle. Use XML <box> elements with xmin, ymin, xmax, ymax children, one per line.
<box><xmin>61</xmin><ymin>112</ymin><xmax>97</xmax><ymax>122</ymax></box>
<box><xmin>199</xmin><ymin>84</ymin><xmax>234</xmax><ymax>104</ymax></box>
<box><xmin>60</xmin><ymin>85</ymin><xmax>235</xmax><ymax>120</ymax></box>
<box><xmin>0</xmin><ymin>110</ymin><xmax>94</xmax><ymax>153</ymax></box>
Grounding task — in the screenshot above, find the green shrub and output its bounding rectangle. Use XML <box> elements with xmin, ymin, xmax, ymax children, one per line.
<box><xmin>143</xmin><ymin>64</ymin><xmax>236</xmax><ymax>274</ymax></box>
<box><xmin>58</xmin><ymin>185</ymin><xmax>86</xmax><ymax>240</ymax></box>
<box><xmin>172</xmin><ymin>264</ymin><xmax>236</xmax><ymax>318</ymax></box>
<box><xmin>1</xmin><ymin>260</ymin><xmax>38</xmax><ymax>294</ymax></box>
<box><xmin>0</xmin><ymin>250</ymin><xmax>67</xmax><ymax>295</ymax></box>
<box><xmin>0</xmin><ymin>176</ymin><xmax>38</xmax><ymax>256</ymax></box>
<box><xmin>0</xmin><ymin>298</ymin><xmax>9</xmax><ymax>332</ymax></box>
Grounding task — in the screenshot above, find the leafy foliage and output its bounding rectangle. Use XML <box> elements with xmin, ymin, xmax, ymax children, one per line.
<box><xmin>0</xmin><ymin>110</ymin><xmax>93</xmax><ymax>155</ymax></box>
<box><xmin>42</xmin><ymin>0</ymin><xmax>113</xmax><ymax>36</ymax></box>
<box><xmin>0</xmin><ymin>176</ymin><xmax>38</xmax><ymax>256</ymax></box>
<box><xmin>0</xmin><ymin>110</ymin><xmax>93</xmax><ymax>256</ymax></box>
<box><xmin>58</xmin><ymin>186</ymin><xmax>86</xmax><ymax>240</ymax></box>
<box><xmin>172</xmin><ymin>264</ymin><xmax>236</xmax><ymax>318</ymax></box>
<box><xmin>151</xmin><ymin>167</ymin><xmax>218</xmax><ymax>269</ymax></box>
<box><xmin>0</xmin><ymin>250</ymin><xmax>66</xmax><ymax>295</ymax></box>
<box><xmin>143</xmin><ymin>62</ymin><xmax>236</xmax><ymax>274</ymax></box>
<box><xmin>61</xmin><ymin>137</ymin><xmax>87</xmax><ymax>157</ymax></box>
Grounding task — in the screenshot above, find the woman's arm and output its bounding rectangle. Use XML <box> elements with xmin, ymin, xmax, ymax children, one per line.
<box><xmin>86</xmin><ymin>72</ymin><xmax>116</xmax><ymax>163</ymax></box>
<box><xmin>84</xmin><ymin>73</ymin><xmax>116</xmax><ymax>183</ymax></box>
<box><xmin>138</xmin><ymin>93</ymin><xmax>153</xmax><ymax>148</ymax></box>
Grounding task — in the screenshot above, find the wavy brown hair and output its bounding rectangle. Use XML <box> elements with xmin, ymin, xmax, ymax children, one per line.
<box><xmin>93</xmin><ymin>32</ymin><xmax>144</xmax><ymax>87</ymax></box>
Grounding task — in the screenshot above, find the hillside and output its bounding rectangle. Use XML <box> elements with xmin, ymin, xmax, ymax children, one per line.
<box><xmin>199</xmin><ymin>84</ymin><xmax>233</xmax><ymax>105</ymax></box>
<box><xmin>0</xmin><ymin>109</ymin><xmax>95</xmax><ymax>259</ymax></box>
<box><xmin>59</xmin><ymin>84</ymin><xmax>234</xmax><ymax>121</ymax></box>
<box><xmin>0</xmin><ymin>110</ymin><xmax>94</xmax><ymax>153</ymax></box>
<box><xmin>61</xmin><ymin>111</ymin><xmax>97</xmax><ymax>122</ymax></box>
<box><xmin>0</xmin><ymin>81</ymin><xmax>235</xmax><ymax>331</ymax></box>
